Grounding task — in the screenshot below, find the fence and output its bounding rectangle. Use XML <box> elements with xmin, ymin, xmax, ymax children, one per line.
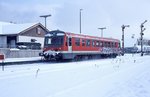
<box><xmin>0</xmin><ymin>48</ymin><xmax>42</xmax><ymax>58</ymax></box>
<box><xmin>0</xmin><ymin>43</ymin><xmax>42</xmax><ymax>50</ymax></box>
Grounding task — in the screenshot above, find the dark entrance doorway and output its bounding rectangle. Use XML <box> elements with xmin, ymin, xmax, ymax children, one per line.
<box><xmin>7</xmin><ymin>36</ymin><xmax>17</xmax><ymax>48</ymax></box>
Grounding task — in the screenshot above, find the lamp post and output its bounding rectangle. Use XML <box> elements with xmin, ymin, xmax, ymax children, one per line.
<box><xmin>131</xmin><ymin>34</ymin><xmax>135</xmax><ymax>56</ymax></box>
<box><xmin>121</xmin><ymin>24</ymin><xmax>130</xmax><ymax>56</ymax></box>
<box><xmin>79</xmin><ymin>9</ymin><xmax>83</xmax><ymax>34</ymax></box>
<box><xmin>40</xmin><ymin>14</ymin><xmax>51</xmax><ymax>28</ymax></box>
<box><xmin>140</xmin><ymin>20</ymin><xmax>147</xmax><ymax>56</ymax></box>
<box><xmin>131</xmin><ymin>34</ymin><xmax>135</xmax><ymax>47</ymax></box>
<box><xmin>98</xmin><ymin>27</ymin><xmax>106</xmax><ymax>37</ymax></box>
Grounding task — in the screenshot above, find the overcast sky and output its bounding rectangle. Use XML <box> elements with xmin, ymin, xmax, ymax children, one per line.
<box><xmin>0</xmin><ymin>0</ymin><xmax>150</xmax><ymax>47</ymax></box>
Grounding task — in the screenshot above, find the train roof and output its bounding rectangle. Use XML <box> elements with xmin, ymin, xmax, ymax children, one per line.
<box><xmin>48</xmin><ymin>30</ymin><xmax>120</xmax><ymax>43</ymax></box>
<box><xmin>65</xmin><ymin>32</ymin><xmax>120</xmax><ymax>42</ymax></box>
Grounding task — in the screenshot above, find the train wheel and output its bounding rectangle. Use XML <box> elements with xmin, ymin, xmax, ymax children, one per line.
<box><xmin>88</xmin><ymin>55</ymin><xmax>92</xmax><ymax>59</ymax></box>
<box><xmin>56</xmin><ymin>57</ymin><xmax>62</xmax><ymax>61</ymax></box>
<box><xmin>74</xmin><ymin>56</ymin><xmax>80</xmax><ymax>61</ymax></box>
<box><xmin>44</xmin><ymin>55</ymin><xmax>50</xmax><ymax>61</ymax></box>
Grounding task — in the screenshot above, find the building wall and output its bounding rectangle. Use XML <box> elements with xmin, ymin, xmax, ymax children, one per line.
<box><xmin>0</xmin><ymin>36</ymin><xmax>7</xmax><ymax>48</ymax></box>
<box><xmin>19</xmin><ymin>25</ymin><xmax>46</xmax><ymax>37</ymax></box>
<box><xmin>18</xmin><ymin>36</ymin><xmax>44</xmax><ymax>47</ymax></box>
<box><xmin>17</xmin><ymin>25</ymin><xmax>47</xmax><ymax>48</ymax></box>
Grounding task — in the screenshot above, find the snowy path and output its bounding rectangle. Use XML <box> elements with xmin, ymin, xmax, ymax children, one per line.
<box><xmin>0</xmin><ymin>54</ymin><xmax>150</xmax><ymax>97</ymax></box>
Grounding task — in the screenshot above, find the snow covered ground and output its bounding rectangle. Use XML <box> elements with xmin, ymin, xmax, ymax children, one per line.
<box><xmin>0</xmin><ymin>54</ymin><xmax>150</xmax><ymax>97</ymax></box>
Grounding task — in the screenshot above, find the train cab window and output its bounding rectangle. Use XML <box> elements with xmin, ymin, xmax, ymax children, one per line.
<box><xmin>82</xmin><ymin>39</ymin><xmax>85</xmax><ymax>46</ymax></box>
<box><xmin>86</xmin><ymin>40</ymin><xmax>90</xmax><ymax>46</ymax></box>
<box><xmin>47</xmin><ymin>38</ymin><xmax>52</xmax><ymax>44</ymax></box>
<box><xmin>75</xmin><ymin>38</ymin><xmax>80</xmax><ymax>46</ymax></box>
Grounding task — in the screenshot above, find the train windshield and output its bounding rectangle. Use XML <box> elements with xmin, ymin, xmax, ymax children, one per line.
<box><xmin>44</xmin><ymin>32</ymin><xmax>65</xmax><ymax>47</ymax></box>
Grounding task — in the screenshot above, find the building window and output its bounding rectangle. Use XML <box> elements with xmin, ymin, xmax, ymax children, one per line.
<box><xmin>37</xmin><ymin>27</ymin><xmax>41</xmax><ymax>35</ymax></box>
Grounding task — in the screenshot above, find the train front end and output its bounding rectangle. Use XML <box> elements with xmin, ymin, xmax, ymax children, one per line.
<box><xmin>39</xmin><ymin>30</ymin><xmax>66</xmax><ymax>60</ymax></box>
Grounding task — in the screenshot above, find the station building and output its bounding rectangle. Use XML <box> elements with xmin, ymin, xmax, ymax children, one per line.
<box><xmin>0</xmin><ymin>22</ymin><xmax>48</xmax><ymax>49</ymax></box>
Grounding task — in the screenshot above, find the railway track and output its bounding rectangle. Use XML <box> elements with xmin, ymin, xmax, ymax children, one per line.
<box><xmin>0</xmin><ymin>56</ymin><xmax>114</xmax><ymax>66</ymax></box>
<box><xmin>0</xmin><ymin>60</ymin><xmax>44</xmax><ymax>66</ymax></box>
<box><xmin>0</xmin><ymin>58</ymin><xmax>75</xmax><ymax>66</ymax></box>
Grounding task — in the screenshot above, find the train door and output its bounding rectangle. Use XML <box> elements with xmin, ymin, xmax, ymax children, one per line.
<box><xmin>68</xmin><ymin>36</ymin><xmax>72</xmax><ymax>52</ymax></box>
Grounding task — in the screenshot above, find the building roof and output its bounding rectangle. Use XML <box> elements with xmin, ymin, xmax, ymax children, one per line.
<box><xmin>0</xmin><ymin>22</ymin><xmax>12</xmax><ymax>34</ymax></box>
<box><xmin>0</xmin><ymin>21</ymin><xmax>48</xmax><ymax>35</ymax></box>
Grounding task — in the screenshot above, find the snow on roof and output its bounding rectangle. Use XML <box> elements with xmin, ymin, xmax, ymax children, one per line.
<box><xmin>0</xmin><ymin>21</ymin><xmax>12</xmax><ymax>34</ymax></box>
<box><xmin>0</xmin><ymin>21</ymin><xmax>12</xmax><ymax>25</ymax></box>
<box><xmin>0</xmin><ymin>21</ymin><xmax>39</xmax><ymax>35</ymax></box>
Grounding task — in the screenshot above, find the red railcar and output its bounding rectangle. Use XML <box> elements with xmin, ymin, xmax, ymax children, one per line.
<box><xmin>39</xmin><ymin>30</ymin><xmax>120</xmax><ymax>60</ymax></box>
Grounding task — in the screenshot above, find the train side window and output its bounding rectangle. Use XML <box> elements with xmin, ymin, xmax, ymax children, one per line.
<box><xmin>96</xmin><ymin>41</ymin><xmax>99</xmax><ymax>47</ymax></box>
<box><xmin>119</xmin><ymin>43</ymin><xmax>121</xmax><ymax>48</ymax></box>
<box><xmin>92</xmin><ymin>40</ymin><xmax>95</xmax><ymax>47</ymax></box>
<box><xmin>112</xmin><ymin>42</ymin><xmax>115</xmax><ymax>47</ymax></box>
<box><xmin>75</xmin><ymin>38</ymin><xmax>80</xmax><ymax>46</ymax></box>
<box><xmin>115</xmin><ymin>42</ymin><xmax>118</xmax><ymax>47</ymax></box>
<box><xmin>107</xmin><ymin>42</ymin><xmax>109</xmax><ymax>47</ymax></box>
<box><xmin>82</xmin><ymin>39</ymin><xmax>85</xmax><ymax>46</ymax></box>
<box><xmin>110</xmin><ymin>42</ymin><xmax>113</xmax><ymax>48</ymax></box>
<box><xmin>86</xmin><ymin>40</ymin><xmax>90</xmax><ymax>46</ymax></box>
<box><xmin>113</xmin><ymin>42</ymin><xmax>116</xmax><ymax>48</ymax></box>
<box><xmin>99</xmin><ymin>41</ymin><xmax>103</xmax><ymax>47</ymax></box>
<box><xmin>108</xmin><ymin>42</ymin><xmax>110</xmax><ymax>47</ymax></box>
<box><xmin>103</xmin><ymin>42</ymin><xmax>105</xmax><ymax>47</ymax></box>
<box><xmin>110</xmin><ymin>42</ymin><xmax>112</xmax><ymax>48</ymax></box>
<box><xmin>115</xmin><ymin>42</ymin><xmax>117</xmax><ymax>47</ymax></box>
<box><xmin>104</xmin><ymin>42</ymin><xmax>107</xmax><ymax>47</ymax></box>
<box><xmin>69</xmin><ymin>38</ymin><xmax>72</xmax><ymax>46</ymax></box>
